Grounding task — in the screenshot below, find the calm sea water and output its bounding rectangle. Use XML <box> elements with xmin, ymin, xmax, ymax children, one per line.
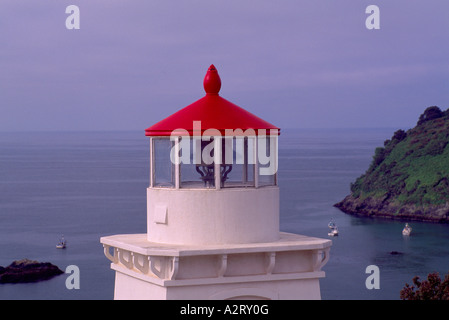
<box><xmin>0</xmin><ymin>129</ymin><xmax>448</xmax><ymax>300</ymax></box>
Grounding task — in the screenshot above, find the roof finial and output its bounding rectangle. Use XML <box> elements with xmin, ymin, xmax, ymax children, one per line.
<box><xmin>203</xmin><ymin>64</ymin><xmax>221</xmax><ymax>95</ymax></box>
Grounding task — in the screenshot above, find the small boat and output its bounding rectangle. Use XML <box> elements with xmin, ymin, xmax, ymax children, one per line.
<box><xmin>328</xmin><ymin>220</ymin><xmax>339</xmax><ymax>237</ymax></box>
<box><xmin>56</xmin><ymin>235</ymin><xmax>67</xmax><ymax>249</ymax></box>
<box><xmin>402</xmin><ymin>223</ymin><xmax>412</xmax><ymax>236</ymax></box>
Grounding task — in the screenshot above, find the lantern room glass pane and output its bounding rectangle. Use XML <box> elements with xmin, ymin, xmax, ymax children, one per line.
<box><xmin>180</xmin><ymin>137</ymin><xmax>214</xmax><ymax>188</ymax></box>
<box><xmin>257</xmin><ymin>135</ymin><xmax>277</xmax><ymax>187</ymax></box>
<box><xmin>153</xmin><ymin>138</ymin><xmax>175</xmax><ymax>188</ymax></box>
<box><xmin>222</xmin><ymin>137</ymin><xmax>255</xmax><ymax>188</ymax></box>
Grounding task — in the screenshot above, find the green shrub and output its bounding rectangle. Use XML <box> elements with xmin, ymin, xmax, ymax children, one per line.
<box><xmin>400</xmin><ymin>272</ymin><xmax>449</xmax><ymax>300</ymax></box>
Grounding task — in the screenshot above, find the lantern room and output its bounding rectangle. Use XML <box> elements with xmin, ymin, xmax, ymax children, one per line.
<box><xmin>145</xmin><ymin>65</ymin><xmax>280</xmax><ymax>190</ymax></box>
<box><xmin>144</xmin><ymin>65</ymin><xmax>281</xmax><ymax>245</ymax></box>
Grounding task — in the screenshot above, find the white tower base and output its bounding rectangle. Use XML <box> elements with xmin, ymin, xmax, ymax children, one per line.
<box><xmin>100</xmin><ymin>233</ymin><xmax>331</xmax><ymax>300</ymax></box>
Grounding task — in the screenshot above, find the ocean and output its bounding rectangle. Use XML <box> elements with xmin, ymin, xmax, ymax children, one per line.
<box><xmin>0</xmin><ymin>129</ymin><xmax>448</xmax><ymax>300</ymax></box>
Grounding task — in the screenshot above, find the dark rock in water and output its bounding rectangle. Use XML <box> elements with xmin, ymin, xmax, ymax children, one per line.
<box><xmin>390</xmin><ymin>251</ymin><xmax>403</xmax><ymax>255</ymax></box>
<box><xmin>0</xmin><ymin>259</ymin><xmax>64</xmax><ymax>284</ymax></box>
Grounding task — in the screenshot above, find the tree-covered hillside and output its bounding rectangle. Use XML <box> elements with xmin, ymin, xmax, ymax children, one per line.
<box><xmin>335</xmin><ymin>106</ymin><xmax>449</xmax><ymax>222</ymax></box>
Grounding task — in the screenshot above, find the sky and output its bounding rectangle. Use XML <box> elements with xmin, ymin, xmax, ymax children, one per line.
<box><xmin>1</xmin><ymin>0</ymin><xmax>448</xmax><ymax>132</ymax></box>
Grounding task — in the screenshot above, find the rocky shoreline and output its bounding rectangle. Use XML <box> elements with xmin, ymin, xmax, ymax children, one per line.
<box><xmin>334</xmin><ymin>194</ymin><xmax>449</xmax><ymax>223</ymax></box>
<box><xmin>0</xmin><ymin>259</ymin><xmax>64</xmax><ymax>284</ymax></box>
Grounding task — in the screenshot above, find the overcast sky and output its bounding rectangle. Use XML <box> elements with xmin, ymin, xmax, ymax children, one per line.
<box><xmin>1</xmin><ymin>1</ymin><xmax>448</xmax><ymax>132</ymax></box>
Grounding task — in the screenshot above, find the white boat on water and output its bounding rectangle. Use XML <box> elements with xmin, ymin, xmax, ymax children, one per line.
<box><xmin>56</xmin><ymin>235</ymin><xmax>67</xmax><ymax>249</ymax></box>
<box><xmin>402</xmin><ymin>223</ymin><xmax>412</xmax><ymax>236</ymax></box>
<box><xmin>328</xmin><ymin>220</ymin><xmax>339</xmax><ymax>237</ymax></box>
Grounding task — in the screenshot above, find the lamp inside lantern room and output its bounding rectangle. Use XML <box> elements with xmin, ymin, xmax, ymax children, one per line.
<box><xmin>194</xmin><ymin>136</ymin><xmax>232</xmax><ymax>188</ymax></box>
<box><xmin>166</xmin><ymin>132</ymin><xmax>256</xmax><ymax>189</ymax></box>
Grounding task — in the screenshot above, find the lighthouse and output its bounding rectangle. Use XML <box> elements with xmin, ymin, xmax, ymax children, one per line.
<box><xmin>100</xmin><ymin>65</ymin><xmax>331</xmax><ymax>300</ymax></box>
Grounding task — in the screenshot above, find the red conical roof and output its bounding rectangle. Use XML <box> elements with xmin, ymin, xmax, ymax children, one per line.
<box><xmin>145</xmin><ymin>65</ymin><xmax>280</xmax><ymax>136</ymax></box>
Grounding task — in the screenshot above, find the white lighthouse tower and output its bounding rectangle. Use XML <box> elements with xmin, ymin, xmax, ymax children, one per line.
<box><xmin>100</xmin><ymin>65</ymin><xmax>331</xmax><ymax>300</ymax></box>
